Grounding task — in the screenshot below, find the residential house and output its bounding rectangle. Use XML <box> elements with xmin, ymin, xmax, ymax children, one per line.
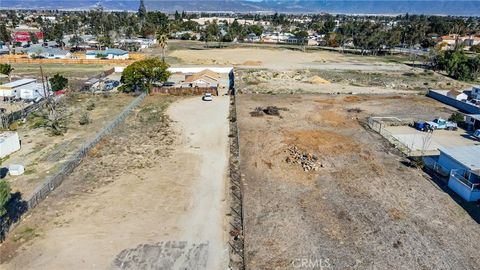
<box><xmin>86</xmin><ymin>48</ymin><xmax>129</xmax><ymax>60</ymax></box>
<box><xmin>26</xmin><ymin>47</ymin><xmax>71</xmax><ymax>59</ymax></box>
<box><xmin>447</xmin><ymin>90</ymin><xmax>468</xmax><ymax>101</ymax></box>
<box><xmin>181</xmin><ymin>69</ymin><xmax>220</xmax><ymax>88</ymax></box>
<box><xmin>437</xmin><ymin>146</ymin><xmax>480</xmax><ymax>201</ymax></box>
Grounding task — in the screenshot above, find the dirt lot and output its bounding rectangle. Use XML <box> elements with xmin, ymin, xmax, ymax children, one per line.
<box><xmin>164</xmin><ymin>44</ymin><xmax>470</xmax><ymax>94</ymax></box>
<box><xmin>2</xmin><ymin>93</ymin><xmax>135</xmax><ymax>199</ymax></box>
<box><xmin>237</xmin><ymin>94</ymin><xmax>480</xmax><ymax>269</ymax></box>
<box><xmin>0</xmin><ymin>94</ymin><xmax>230</xmax><ymax>269</ymax></box>
<box><xmin>10</xmin><ymin>63</ymin><xmax>112</xmax><ymax>79</ymax></box>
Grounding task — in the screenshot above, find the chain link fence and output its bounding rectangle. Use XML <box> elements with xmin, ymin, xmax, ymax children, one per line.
<box><xmin>1</xmin><ymin>92</ymin><xmax>146</xmax><ymax>240</ymax></box>
<box><xmin>1</xmin><ymin>101</ymin><xmax>45</xmax><ymax>129</ymax></box>
<box><xmin>367</xmin><ymin>117</ymin><xmax>410</xmax><ymax>154</ymax></box>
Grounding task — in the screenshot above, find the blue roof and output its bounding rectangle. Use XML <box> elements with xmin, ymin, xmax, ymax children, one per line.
<box><xmin>86</xmin><ymin>48</ymin><xmax>128</xmax><ymax>55</ymax></box>
<box><xmin>440</xmin><ymin>146</ymin><xmax>480</xmax><ymax>171</ymax></box>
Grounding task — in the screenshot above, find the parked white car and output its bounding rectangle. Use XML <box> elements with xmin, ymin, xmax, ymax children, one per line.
<box><xmin>202</xmin><ymin>93</ymin><xmax>213</xmax><ymax>101</ymax></box>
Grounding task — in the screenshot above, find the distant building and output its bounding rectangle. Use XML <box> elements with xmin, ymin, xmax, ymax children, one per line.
<box><xmin>446</xmin><ymin>90</ymin><xmax>468</xmax><ymax>101</ymax></box>
<box><xmin>466</xmin><ymin>114</ymin><xmax>480</xmax><ymax>131</ymax></box>
<box><xmin>26</xmin><ymin>47</ymin><xmax>71</xmax><ymax>59</ymax></box>
<box><xmin>10</xmin><ymin>25</ymin><xmax>43</xmax><ymax>44</ymax></box>
<box><xmin>85</xmin><ymin>48</ymin><xmax>129</xmax><ymax>59</ymax></box>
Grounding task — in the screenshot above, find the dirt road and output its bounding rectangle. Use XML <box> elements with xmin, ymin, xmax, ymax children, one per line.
<box><xmin>0</xmin><ymin>95</ymin><xmax>230</xmax><ymax>270</ymax></box>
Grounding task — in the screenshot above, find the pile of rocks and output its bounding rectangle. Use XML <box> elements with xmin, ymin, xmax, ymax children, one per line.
<box><xmin>285</xmin><ymin>146</ymin><xmax>322</xmax><ymax>172</ymax></box>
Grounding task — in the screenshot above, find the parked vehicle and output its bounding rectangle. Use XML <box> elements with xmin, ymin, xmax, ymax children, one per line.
<box><xmin>474</xmin><ymin>129</ymin><xmax>480</xmax><ymax>141</ymax></box>
<box><xmin>202</xmin><ymin>93</ymin><xmax>213</xmax><ymax>101</ymax></box>
<box><xmin>425</xmin><ymin>118</ymin><xmax>458</xmax><ymax>130</ymax></box>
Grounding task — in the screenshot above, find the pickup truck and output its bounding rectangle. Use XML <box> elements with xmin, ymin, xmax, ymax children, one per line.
<box><xmin>425</xmin><ymin>118</ymin><xmax>458</xmax><ymax>130</ymax></box>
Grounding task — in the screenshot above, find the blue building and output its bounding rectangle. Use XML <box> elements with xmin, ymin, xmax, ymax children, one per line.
<box><xmin>437</xmin><ymin>146</ymin><xmax>480</xmax><ymax>202</ymax></box>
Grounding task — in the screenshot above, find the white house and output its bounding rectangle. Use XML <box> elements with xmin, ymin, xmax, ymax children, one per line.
<box><xmin>0</xmin><ymin>132</ymin><xmax>21</xmax><ymax>158</ymax></box>
<box><xmin>27</xmin><ymin>47</ymin><xmax>71</xmax><ymax>59</ymax></box>
<box><xmin>86</xmin><ymin>48</ymin><xmax>129</xmax><ymax>60</ymax></box>
<box><xmin>0</xmin><ymin>78</ymin><xmax>37</xmax><ymax>99</ymax></box>
<box><xmin>447</xmin><ymin>90</ymin><xmax>468</xmax><ymax>101</ymax></box>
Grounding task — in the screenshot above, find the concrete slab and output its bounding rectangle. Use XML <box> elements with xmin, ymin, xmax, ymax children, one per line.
<box><xmin>384</xmin><ymin>125</ymin><xmax>480</xmax><ymax>155</ymax></box>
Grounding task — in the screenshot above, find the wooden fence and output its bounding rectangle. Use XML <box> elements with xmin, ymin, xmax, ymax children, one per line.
<box><xmin>0</xmin><ymin>53</ymin><xmax>145</xmax><ymax>65</ymax></box>
<box><xmin>151</xmin><ymin>86</ymin><xmax>219</xmax><ymax>96</ymax></box>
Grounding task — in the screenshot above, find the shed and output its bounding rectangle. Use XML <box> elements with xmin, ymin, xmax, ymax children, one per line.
<box><xmin>0</xmin><ymin>132</ymin><xmax>21</xmax><ymax>158</ymax></box>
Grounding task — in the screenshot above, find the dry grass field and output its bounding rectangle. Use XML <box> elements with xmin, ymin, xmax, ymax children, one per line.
<box><xmin>237</xmin><ymin>94</ymin><xmax>480</xmax><ymax>269</ymax></box>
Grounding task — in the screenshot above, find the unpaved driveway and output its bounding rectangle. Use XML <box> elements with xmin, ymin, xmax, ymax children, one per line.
<box><xmin>0</xmin><ymin>95</ymin><xmax>230</xmax><ymax>270</ymax></box>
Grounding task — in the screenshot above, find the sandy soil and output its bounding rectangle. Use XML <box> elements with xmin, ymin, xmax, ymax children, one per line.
<box><xmin>169</xmin><ymin>47</ymin><xmax>409</xmax><ymax>71</ymax></box>
<box><xmin>0</xmin><ymin>95</ymin><xmax>230</xmax><ymax>270</ymax></box>
<box><xmin>238</xmin><ymin>94</ymin><xmax>480</xmax><ymax>269</ymax></box>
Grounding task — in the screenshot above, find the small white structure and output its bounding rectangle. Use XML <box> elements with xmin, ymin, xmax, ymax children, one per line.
<box><xmin>17</xmin><ymin>82</ymin><xmax>51</xmax><ymax>100</ymax></box>
<box><xmin>447</xmin><ymin>90</ymin><xmax>468</xmax><ymax>101</ymax></box>
<box><xmin>0</xmin><ymin>132</ymin><xmax>21</xmax><ymax>158</ymax></box>
<box><xmin>0</xmin><ymin>78</ymin><xmax>37</xmax><ymax>99</ymax></box>
<box><xmin>8</xmin><ymin>164</ymin><xmax>25</xmax><ymax>176</ymax></box>
<box><xmin>86</xmin><ymin>48</ymin><xmax>129</xmax><ymax>60</ymax></box>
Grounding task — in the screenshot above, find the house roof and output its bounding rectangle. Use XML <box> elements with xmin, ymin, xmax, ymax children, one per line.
<box><xmin>447</xmin><ymin>90</ymin><xmax>464</xmax><ymax>96</ymax></box>
<box><xmin>184</xmin><ymin>69</ymin><xmax>220</xmax><ymax>84</ymax></box>
<box><xmin>439</xmin><ymin>146</ymin><xmax>480</xmax><ymax>170</ymax></box>
<box><xmin>86</xmin><ymin>48</ymin><xmax>128</xmax><ymax>56</ymax></box>
<box><xmin>0</xmin><ymin>78</ymin><xmax>36</xmax><ymax>90</ymax></box>
<box><xmin>27</xmin><ymin>47</ymin><xmax>70</xmax><ymax>56</ymax></box>
<box><xmin>467</xmin><ymin>114</ymin><xmax>480</xmax><ymax>121</ymax></box>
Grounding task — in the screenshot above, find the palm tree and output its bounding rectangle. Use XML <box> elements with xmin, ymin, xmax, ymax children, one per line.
<box><xmin>0</xmin><ymin>64</ymin><xmax>14</xmax><ymax>82</ymax></box>
<box><xmin>157</xmin><ymin>34</ymin><xmax>168</xmax><ymax>62</ymax></box>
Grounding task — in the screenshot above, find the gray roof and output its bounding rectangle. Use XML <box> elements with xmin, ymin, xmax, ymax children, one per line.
<box><xmin>440</xmin><ymin>146</ymin><xmax>480</xmax><ymax>170</ymax></box>
<box><xmin>27</xmin><ymin>47</ymin><xmax>70</xmax><ymax>55</ymax></box>
<box><xmin>86</xmin><ymin>48</ymin><xmax>128</xmax><ymax>55</ymax></box>
<box><xmin>468</xmin><ymin>114</ymin><xmax>480</xmax><ymax>121</ymax></box>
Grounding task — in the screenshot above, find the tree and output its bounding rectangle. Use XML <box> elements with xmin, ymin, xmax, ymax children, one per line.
<box><xmin>471</xmin><ymin>44</ymin><xmax>480</xmax><ymax>53</ymax></box>
<box><xmin>0</xmin><ymin>180</ymin><xmax>11</xmax><ymax>216</ymax></box>
<box><xmin>29</xmin><ymin>32</ymin><xmax>39</xmax><ymax>44</ymax></box>
<box><xmin>0</xmin><ymin>24</ymin><xmax>11</xmax><ymax>53</ymax></box>
<box><xmin>0</xmin><ymin>64</ymin><xmax>14</xmax><ymax>82</ymax></box>
<box><xmin>156</xmin><ymin>33</ymin><xmax>168</xmax><ymax>62</ymax></box>
<box><xmin>69</xmin><ymin>34</ymin><xmax>83</xmax><ymax>48</ymax></box>
<box><xmin>120</xmin><ymin>58</ymin><xmax>171</xmax><ymax>94</ymax></box>
<box><xmin>138</xmin><ymin>0</ymin><xmax>147</xmax><ymax>19</ymax></box>
<box><xmin>49</xmin><ymin>74</ymin><xmax>68</xmax><ymax>91</ymax></box>
<box><xmin>449</xmin><ymin>112</ymin><xmax>465</xmax><ymax>123</ymax></box>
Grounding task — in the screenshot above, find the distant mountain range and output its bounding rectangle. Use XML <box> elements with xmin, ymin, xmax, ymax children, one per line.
<box><xmin>1</xmin><ymin>0</ymin><xmax>480</xmax><ymax>16</ymax></box>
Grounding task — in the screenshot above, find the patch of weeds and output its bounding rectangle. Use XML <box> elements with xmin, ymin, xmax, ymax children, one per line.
<box><xmin>23</xmin><ymin>168</ymin><xmax>36</xmax><ymax>175</ymax></box>
<box><xmin>13</xmin><ymin>226</ymin><xmax>40</xmax><ymax>242</ymax></box>
<box><xmin>86</xmin><ymin>101</ymin><xmax>95</xmax><ymax>111</ymax></box>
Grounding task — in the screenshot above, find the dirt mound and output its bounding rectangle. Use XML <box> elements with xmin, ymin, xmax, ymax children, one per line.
<box><xmin>308</xmin><ymin>75</ymin><xmax>330</xmax><ymax>84</ymax></box>
<box><xmin>283</xmin><ymin>130</ymin><xmax>360</xmax><ymax>155</ymax></box>
<box><xmin>242</xmin><ymin>60</ymin><xmax>263</xmax><ymax>66</ymax></box>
